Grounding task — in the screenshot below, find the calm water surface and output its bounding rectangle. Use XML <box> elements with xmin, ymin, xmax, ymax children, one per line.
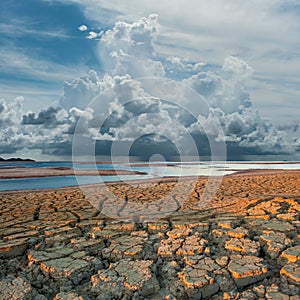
<box><xmin>0</xmin><ymin>161</ymin><xmax>299</xmax><ymax>191</ymax></box>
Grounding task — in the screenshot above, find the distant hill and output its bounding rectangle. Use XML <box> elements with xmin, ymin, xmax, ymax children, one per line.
<box><xmin>0</xmin><ymin>157</ymin><xmax>36</xmax><ymax>162</ymax></box>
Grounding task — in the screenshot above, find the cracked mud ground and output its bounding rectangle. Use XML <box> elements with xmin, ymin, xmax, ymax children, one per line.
<box><xmin>0</xmin><ymin>171</ymin><xmax>300</xmax><ymax>299</ymax></box>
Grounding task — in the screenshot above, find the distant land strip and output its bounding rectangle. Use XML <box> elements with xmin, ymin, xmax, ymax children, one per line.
<box><xmin>0</xmin><ymin>167</ymin><xmax>147</xmax><ymax>179</ymax></box>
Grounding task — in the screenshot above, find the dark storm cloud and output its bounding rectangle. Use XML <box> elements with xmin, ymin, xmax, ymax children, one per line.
<box><xmin>22</xmin><ymin>107</ymin><xmax>64</xmax><ymax>128</ymax></box>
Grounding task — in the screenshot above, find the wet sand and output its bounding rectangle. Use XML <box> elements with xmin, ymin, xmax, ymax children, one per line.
<box><xmin>227</xmin><ymin>168</ymin><xmax>300</xmax><ymax>177</ymax></box>
<box><xmin>0</xmin><ymin>170</ymin><xmax>300</xmax><ymax>299</ymax></box>
<box><xmin>0</xmin><ymin>167</ymin><xmax>146</xmax><ymax>179</ymax></box>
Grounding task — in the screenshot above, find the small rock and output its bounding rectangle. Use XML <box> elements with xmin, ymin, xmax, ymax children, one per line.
<box><xmin>178</xmin><ymin>258</ymin><xmax>219</xmax><ymax>299</ymax></box>
<box><xmin>225</xmin><ymin>227</ymin><xmax>249</xmax><ymax>239</ymax></box>
<box><xmin>225</xmin><ymin>238</ymin><xmax>260</xmax><ymax>256</ymax></box>
<box><xmin>148</xmin><ymin>221</ymin><xmax>169</xmax><ymax>233</ymax></box>
<box><xmin>216</xmin><ymin>256</ymin><xmax>229</xmax><ymax>267</ymax></box>
<box><xmin>0</xmin><ymin>277</ymin><xmax>34</xmax><ymax>300</ymax></box>
<box><xmin>280</xmin><ymin>246</ymin><xmax>300</xmax><ymax>263</ymax></box>
<box><xmin>253</xmin><ymin>284</ymin><xmax>265</xmax><ymax>297</ymax></box>
<box><xmin>166</xmin><ymin>228</ymin><xmax>192</xmax><ymax>239</ymax></box>
<box><xmin>259</xmin><ymin>231</ymin><xmax>292</xmax><ymax>259</ymax></box>
<box><xmin>0</xmin><ymin>238</ymin><xmax>30</xmax><ymax>258</ymax></box>
<box><xmin>40</xmin><ymin>257</ymin><xmax>90</xmax><ymax>281</ymax></box>
<box><xmin>53</xmin><ymin>292</ymin><xmax>84</xmax><ymax>300</ymax></box>
<box><xmin>228</xmin><ymin>255</ymin><xmax>269</xmax><ymax>287</ymax></box>
<box><xmin>101</xmin><ymin>235</ymin><xmax>147</xmax><ymax>261</ymax></box>
<box><xmin>265</xmin><ymin>292</ymin><xmax>289</xmax><ymax>300</ymax></box>
<box><xmin>280</xmin><ymin>263</ymin><xmax>300</xmax><ymax>285</ymax></box>
<box><xmin>91</xmin><ymin>259</ymin><xmax>159</xmax><ymax>298</ymax></box>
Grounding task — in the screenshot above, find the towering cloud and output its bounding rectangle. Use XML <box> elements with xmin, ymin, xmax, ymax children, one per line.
<box><xmin>184</xmin><ymin>56</ymin><xmax>253</xmax><ymax>114</ymax></box>
<box><xmin>98</xmin><ymin>14</ymin><xmax>165</xmax><ymax>77</ymax></box>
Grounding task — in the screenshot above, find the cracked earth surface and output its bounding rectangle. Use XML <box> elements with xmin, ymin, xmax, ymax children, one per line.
<box><xmin>0</xmin><ymin>171</ymin><xmax>300</xmax><ymax>299</ymax></box>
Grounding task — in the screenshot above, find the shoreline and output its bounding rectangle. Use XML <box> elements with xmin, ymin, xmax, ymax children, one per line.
<box><xmin>225</xmin><ymin>168</ymin><xmax>300</xmax><ymax>176</ymax></box>
<box><xmin>0</xmin><ymin>167</ymin><xmax>147</xmax><ymax>179</ymax></box>
<box><xmin>1</xmin><ymin>169</ymin><xmax>300</xmax><ymax>194</ymax></box>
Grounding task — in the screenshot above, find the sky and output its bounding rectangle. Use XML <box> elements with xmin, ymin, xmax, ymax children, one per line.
<box><xmin>0</xmin><ymin>0</ymin><xmax>299</xmax><ymax>161</ymax></box>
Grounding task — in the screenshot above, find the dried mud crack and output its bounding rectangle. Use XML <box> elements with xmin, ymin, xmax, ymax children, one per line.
<box><xmin>0</xmin><ymin>171</ymin><xmax>300</xmax><ymax>299</ymax></box>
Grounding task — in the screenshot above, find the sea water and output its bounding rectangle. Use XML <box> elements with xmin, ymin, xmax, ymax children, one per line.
<box><xmin>0</xmin><ymin>161</ymin><xmax>299</xmax><ymax>191</ymax></box>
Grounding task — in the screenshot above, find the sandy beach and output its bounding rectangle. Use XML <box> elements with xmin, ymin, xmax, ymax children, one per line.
<box><xmin>0</xmin><ymin>170</ymin><xmax>300</xmax><ymax>299</ymax></box>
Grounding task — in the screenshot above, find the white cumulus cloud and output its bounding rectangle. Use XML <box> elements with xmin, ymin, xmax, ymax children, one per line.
<box><xmin>87</xmin><ymin>31</ymin><xmax>103</xmax><ymax>39</ymax></box>
<box><xmin>78</xmin><ymin>24</ymin><xmax>88</xmax><ymax>31</ymax></box>
<box><xmin>98</xmin><ymin>14</ymin><xmax>165</xmax><ymax>77</ymax></box>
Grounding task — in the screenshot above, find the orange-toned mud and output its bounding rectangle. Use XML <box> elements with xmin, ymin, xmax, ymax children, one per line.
<box><xmin>0</xmin><ymin>170</ymin><xmax>299</xmax><ymax>299</ymax></box>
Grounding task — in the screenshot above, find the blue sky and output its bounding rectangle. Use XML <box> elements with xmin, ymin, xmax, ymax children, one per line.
<box><xmin>0</xmin><ymin>0</ymin><xmax>299</xmax><ymax>160</ymax></box>
<box><xmin>0</xmin><ymin>0</ymin><xmax>101</xmax><ymax>110</ymax></box>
